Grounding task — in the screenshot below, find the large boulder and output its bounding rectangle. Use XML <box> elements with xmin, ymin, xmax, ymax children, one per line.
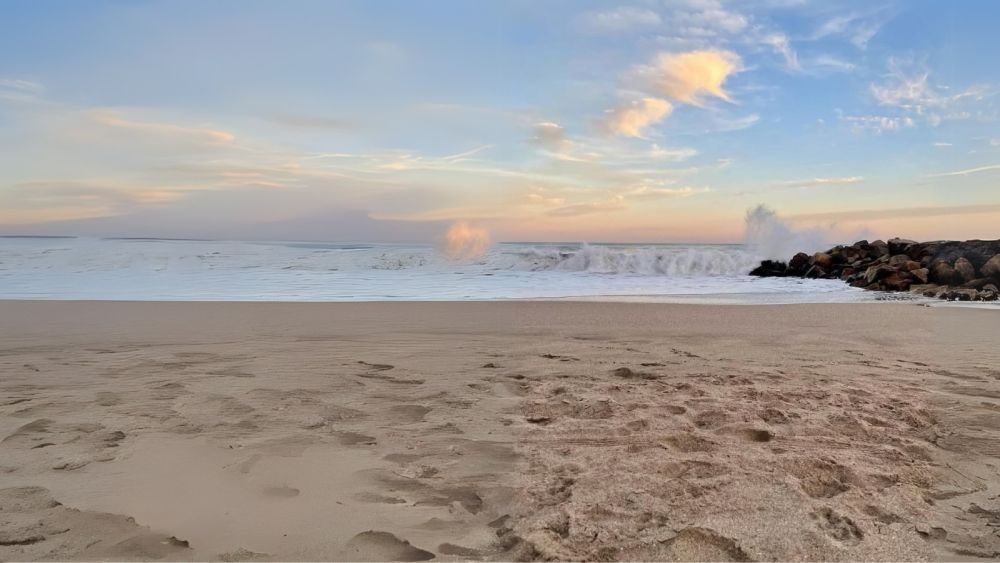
<box><xmin>955</xmin><ymin>257</ymin><xmax>976</xmax><ymax>283</ymax></box>
<box><xmin>749</xmin><ymin>260</ymin><xmax>788</xmax><ymax>277</ymax></box>
<box><xmin>929</xmin><ymin>260</ymin><xmax>962</xmax><ymax>286</ymax></box>
<box><xmin>881</xmin><ymin>272</ymin><xmax>911</xmax><ymax>291</ymax></box>
<box><xmin>982</xmin><ymin>254</ymin><xmax>1000</xmax><ymax>279</ymax></box>
<box><xmin>888</xmin><ymin>254</ymin><xmax>911</xmax><ymax>268</ymax></box>
<box><xmin>788</xmin><ymin>252</ymin><xmax>811</xmax><ymax>274</ymax></box>
<box><xmin>888</xmin><ymin>238</ymin><xmax>918</xmax><ymax>256</ymax></box>
<box><xmin>870</xmin><ymin>240</ymin><xmax>889</xmax><ymax>258</ymax></box>
<box><xmin>813</xmin><ymin>252</ymin><xmax>834</xmax><ymax>270</ymax></box>
<box><xmin>804</xmin><ymin>265</ymin><xmax>828</xmax><ymax>279</ymax></box>
<box><xmin>865</xmin><ymin>264</ymin><xmax>896</xmax><ymax>284</ymax></box>
<box><xmin>911</xmin><ymin>268</ymin><xmax>929</xmax><ymax>284</ymax></box>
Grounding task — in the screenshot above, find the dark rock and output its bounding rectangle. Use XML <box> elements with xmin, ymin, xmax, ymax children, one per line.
<box><xmin>949</xmin><ymin>289</ymin><xmax>978</xmax><ymax>301</ymax></box>
<box><xmin>979</xmin><ymin>289</ymin><xmax>998</xmax><ymax>302</ymax></box>
<box><xmin>930</xmin><ymin>261</ymin><xmax>962</xmax><ymax>286</ymax></box>
<box><xmin>955</xmin><ymin>257</ymin><xmax>976</xmax><ymax>283</ymax></box>
<box><xmin>813</xmin><ymin>252</ymin><xmax>834</xmax><ymax>270</ymax></box>
<box><xmin>888</xmin><ymin>238</ymin><xmax>917</xmax><ymax>256</ymax></box>
<box><xmin>982</xmin><ymin>254</ymin><xmax>1000</xmax><ymax>279</ymax></box>
<box><xmin>865</xmin><ymin>264</ymin><xmax>896</xmax><ymax>284</ymax></box>
<box><xmin>805</xmin><ymin>265</ymin><xmax>827</xmax><ymax>279</ymax></box>
<box><xmin>749</xmin><ymin>238</ymin><xmax>1000</xmax><ymax>301</ymax></box>
<box><xmin>888</xmin><ymin>254</ymin><xmax>910</xmax><ymax>268</ymax></box>
<box><xmin>788</xmin><ymin>252</ymin><xmax>810</xmax><ymax>271</ymax></box>
<box><xmin>881</xmin><ymin>273</ymin><xmax>911</xmax><ymax>292</ymax></box>
<box><xmin>749</xmin><ymin>260</ymin><xmax>788</xmax><ymax>277</ymax></box>
<box><xmin>961</xmin><ymin>278</ymin><xmax>994</xmax><ymax>290</ymax></box>
<box><xmin>910</xmin><ymin>284</ymin><xmax>942</xmax><ymax>298</ymax></box>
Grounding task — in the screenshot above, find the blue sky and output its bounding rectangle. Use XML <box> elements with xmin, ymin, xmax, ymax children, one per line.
<box><xmin>1</xmin><ymin>0</ymin><xmax>999</xmax><ymax>242</ymax></box>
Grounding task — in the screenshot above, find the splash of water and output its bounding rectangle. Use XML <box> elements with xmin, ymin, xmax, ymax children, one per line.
<box><xmin>743</xmin><ymin>204</ymin><xmax>831</xmax><ymax>260</ymax></box>
<box><xmin>442</xmin><ymin>222</ymin><xmax>492</xmax><ymax>260</ymax></box>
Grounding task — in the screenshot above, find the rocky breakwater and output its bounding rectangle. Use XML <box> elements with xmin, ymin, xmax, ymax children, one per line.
<box><xmin>750</xmin><ymin>238</ymin><xmax>1000</xmax><ymax>302</ymax></box>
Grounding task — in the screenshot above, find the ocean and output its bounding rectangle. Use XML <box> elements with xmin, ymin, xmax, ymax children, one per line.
<box><xmin>0</xmin><ymin>236</ymin><xmax>907</xmax><ymax>304</ymax></box>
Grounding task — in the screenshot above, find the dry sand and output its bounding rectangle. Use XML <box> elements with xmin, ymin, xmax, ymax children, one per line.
<box><xmin>1</xmin><ymin>301</ymin><xmax>999</xmax><ymax>561</ymax></box>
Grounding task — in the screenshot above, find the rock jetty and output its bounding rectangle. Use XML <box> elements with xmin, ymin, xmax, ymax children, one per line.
<box><xmin>749</xmin><ymin>238</ymin><xmax>1000</xmax><ymax>301</ymax></box>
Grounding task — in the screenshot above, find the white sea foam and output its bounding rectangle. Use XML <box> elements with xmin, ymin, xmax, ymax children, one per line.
<box><xmin>0</xmin><ymin>236</ymin><xmax>884</xmax><ymax>303</ymax></box>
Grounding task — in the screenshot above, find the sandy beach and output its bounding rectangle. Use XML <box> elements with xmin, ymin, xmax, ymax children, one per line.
<box><xmin>1</xmin><ymin>301</ymin><xmax>999</xmax><ymax>561</ymax></box>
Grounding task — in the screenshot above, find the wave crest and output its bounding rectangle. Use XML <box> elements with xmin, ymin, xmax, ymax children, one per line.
<box><xmin>503</xmin><ymin>245</ymin><xmax>759</xmax><ymax>276</ymax></box>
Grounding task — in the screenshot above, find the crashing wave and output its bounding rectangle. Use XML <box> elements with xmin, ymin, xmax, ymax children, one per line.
<box><xmin>499</xmin><ymin>245</ymin><xmax>760</xmax><ymax>276</ymax></box>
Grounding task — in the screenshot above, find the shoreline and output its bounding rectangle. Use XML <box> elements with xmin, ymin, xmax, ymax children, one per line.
<box><xmin>2</xmin><ymin>301</ymin><xmax>1000</xmax><ymax>561</ymax></box>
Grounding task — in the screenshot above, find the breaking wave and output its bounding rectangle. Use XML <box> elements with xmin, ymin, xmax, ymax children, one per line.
<box><xmin>499</xmin><ymin>245</ymin><xmax>758</xmax><ymax>276</ymax></box>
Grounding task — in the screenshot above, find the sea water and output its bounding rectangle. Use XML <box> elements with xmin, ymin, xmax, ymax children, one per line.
<box><xmin>0</xmin><ymin>236</ymin><xmax>904</xmax><ymax>304</ymax></box>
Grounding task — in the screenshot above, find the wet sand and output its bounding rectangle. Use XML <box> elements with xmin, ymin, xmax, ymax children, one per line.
<box><xmin>1</xmin><ymin>301</ymin><xmax>999</xmax><ymax>561</ymax></box>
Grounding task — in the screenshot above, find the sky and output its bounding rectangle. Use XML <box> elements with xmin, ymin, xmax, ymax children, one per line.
<box><xmin>1</xmin><ymin>0</ymin><xmax>999</xmax><ymax>243</ymax></box>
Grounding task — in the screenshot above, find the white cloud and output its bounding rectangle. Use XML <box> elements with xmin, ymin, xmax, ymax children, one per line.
<box><xmin>868</xmin><ymin>58</ymin><xmax>991</xmax><ymax>128</ymax></box>
<box><xmin>763</xmin><ymin>33</ymin><xmax>800</xmax><ymax>71</ymax></box>
<box><xmin>601</xmin><ymin>98</ymin><xmax>673</xmax><ymax>137</ymax></box>
<box><xmin>0</xmin><ymin>78</ymin><xmax>44</xmax><ymax>103</ymax></box>
<box><xmin>932</xmin><ymin>142</ymin><xmax>953</xmax><ymax>147</ymax></box>
<box><xmin>576</xmin><ymin>7</ymin><xmax>662</xmax><ymax>33</ymax></box>
<box><xmin>668</xmin><ymin>0</ymin><xmax>749</xmax><ymax>36</ymax></box>
<box><xmin>630</xmin><ymin>49</ymin><xmax>743</xmax><ymax>105</ymax></box>
<box><xmin>812</xmin><ymin>11</ymin><xmax>891</xmax><ymax>49</ymax></box>
<box><xmin>778</xmin><ymin>176</ymin><xmax>864</xmax><ymax>187</ymax></box>
<box><xmin>925</xmin><ymin>164</ymin><xmax>1000</xmax><ymax>178</ymax></box>
<box><xmin>711</xmin><ymin>113</ymin><xmax>760</xmax><ymax>132</ymax></box>
<box><xmin>88</xmin><ymin>110</ymin><xmax>236</xmax><ymax>145</ymax></box>
<box><xmin>530</xmin><ymin>122</ymin><xmax>574</xmax><ymax>155</ymax></box>
<box><xmin>620</xmin><ymin>185</ymin><xmax>710</xmax><ymax>200</ymax></box>
<box><xmin>808</xmin><ymin>55</ymin><xmax>856</xmax><ymax>74</ymax></box>
<box><xmin>840</xmin><ymin>114</ymin><xmax>915</xmax><ymax>135</ymax></box>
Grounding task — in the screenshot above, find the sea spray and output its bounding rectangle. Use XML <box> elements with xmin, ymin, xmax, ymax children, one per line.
<box><xmin>743</xmin><ymin>204</ymin><xmax>830</xmax><ymax>260</ymax></box>
<box><xmin>442</xmin><ymin>222</ymin><xmax>492</xmax><ymax>261</ymax></box>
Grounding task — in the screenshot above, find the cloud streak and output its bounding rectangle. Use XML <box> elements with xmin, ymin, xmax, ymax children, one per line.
<box><xmin>925</xmin><ymin>164</ymin><xmax>1000</xmax><ymax>178</ymax></box>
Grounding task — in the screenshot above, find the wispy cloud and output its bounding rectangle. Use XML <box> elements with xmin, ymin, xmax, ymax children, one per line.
<box><xmin>763</xmin><ymin>33</ymin><xmax>800</xmax><ymax>71</ymax></box>
<box><xmin>778</xmin><ymin>176</ymin><xmax>864</xmax><ymax>187</ymax></box>
<box><xmin>710</xmin><ymin>113</ymin><xmax>760</xmax><ymax>132</ymax></box>
<box><xmin>618</xmin><ymin>185</ymin><xmax>710</xmax><ymax>200</ymax></box>
<box><xmin>575</xmin><ymin>7</ymin><xmax>661</xmax><ymax>33</ymax></box>
<box><xmin>0</xmin><ymin>78</ymin><xmax>45</xmax><ymax>103</ymax></box>
<box><xmin>734</xmin><ymin>175</ymin><xmax>864</xmax><ymax>196</ymax></box>
<box><xmin>530</xmin><ymin>122</ymin><xmax>577</xmax><ymax>158</ymax></box>
<box><xmin>806</xmin><ymin>55</ymin><xmax>856</xmax><ymax>74</ymax></box>
<box><xmin>546</xmin><ymin>200</ymin><xmax>626</xmax><ymax>217</ymax></box>
<box><xmin>925</xmin><ymin>164</ymin><xmax>1000</xmax><ymax>178</ymax></box>
<box><xmin>812</xmin><ymin>10</ymin><xmax>893</xmax><ymax>49</ymax></box>
<box><xmin>792</xmin><ymin>203</ymin><xmax>1000</xmax><ymax>222</ymax></box>
<box><xmin>89</xmin><ymin>110</ymin><xmax>236</xmax><ymax>144</ymax></box>
<box><xmin>839</xmin><ymin>114</ymin><xmax>915</xmax><ymax>135</ymax></box>
<box><xmin>266</xmin><ymin>114</ymin><xmax>354</xmax><ymax>130</ymax></box>
<box><xmin>872</xmin><ymin>58</ymin><xmax>989</xmax><ymax>114</ymax></box>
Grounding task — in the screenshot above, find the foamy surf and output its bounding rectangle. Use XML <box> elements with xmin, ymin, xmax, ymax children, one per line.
<box><xmin>0</xmin><ymin>237</ymin><xmax>887</xmax><ymax>303</ymax></box>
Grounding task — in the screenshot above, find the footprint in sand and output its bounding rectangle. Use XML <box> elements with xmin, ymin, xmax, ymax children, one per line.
<box><xmin>358</xmin><ymin>361</ymin><xmax>395</xmax><ymax>371</ymax></box>
<box><xmin>343</xmin><ymin>531</ymin><xmax>434</xmax><ymax>562</ymax></box>
<box><xmin>812</xmin><ymin>508</ymin><xmax>864</xmax><ymax>544</ymax></box>
<box><xmin>388</xmin><ymin>405</ymin><xmax>432</xmax><ymax>424</ymax></box>
<box><xmin>335</xmin><ymin>432</ymin><xmax>377</xmax><ymax>446</ymax></box>
<box><xmin>261</xmin><ymin>485</ymin><xmax>300</xmax><ymax>498</ymax></box>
